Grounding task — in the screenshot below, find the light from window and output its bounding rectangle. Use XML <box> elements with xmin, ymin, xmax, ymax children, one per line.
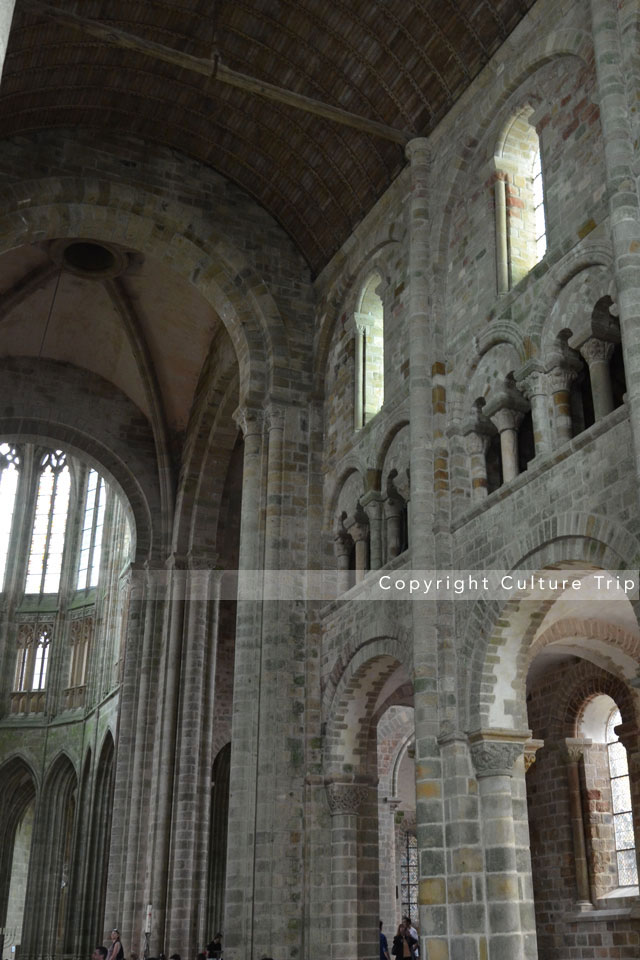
<box><xmin>532</xmin><ymin>149</ymin><xmax>547</xmax><ymax>262</ymax></box>
<box><xmin>606</xmin><ymin>708</ymin><xmax>638</xmax><ymax>886</ymax></box>
<box><xmin>77</xmin><ymin>470</ymin><xmax>107</xmax><ymax>590</ymax></box>
<box><xmin>0</xmin><ymin>443</ymin><xmax>20</xmax><ymax>591</ymax></box>
<box><xmin>32</xmin><ymin>627</ymin><xmax>51</xmax><ymax>691</ymax></box>
<box><xmin>25</xmin><ymin>451</ymin><xmax>71</xmax><ymax>594</ymax></box>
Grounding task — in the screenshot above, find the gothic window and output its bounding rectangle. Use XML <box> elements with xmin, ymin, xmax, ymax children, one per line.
<box><xmin>606</xmin><ymin>708</ymin><xmax>638</xmax><ymax>886</ymax></box>
<box><xmin>77</xmin><ymin>470</ymin><xmax>106</xmax><ymax>590</ymax></box>
<box><xmin>0</xmin><ymin>443</ymin><xmax>20</xmax><ymax>590</ymax></box>
<box><xmin>25</xmin><ymin>450</ymin><xmax>71</xmax><ymax>595</ymax></box>
<box><xmin>354</xmin><ymin>273</ymin><xmax>384</xmax><ymax>427</ymax></box>
<box><xmin>400</xmin><ymin>831</ymin><xmax>418</xmax><ymax>921</ymax></box>
<box><xmin>14</xmin><ymin>623</ymin><xmax>53</xmax><ymax>693</ymax></box>
<box><xmin>495</xmin><ymin>107</ymin><xmax>547</xmax><ymax>290</ymax></box>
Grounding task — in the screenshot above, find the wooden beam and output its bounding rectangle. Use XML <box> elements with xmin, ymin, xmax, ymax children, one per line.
<box><xmin>24</xmin><ymin>1</ymin><xmax>413</xmax><ymax>145</ymax></box>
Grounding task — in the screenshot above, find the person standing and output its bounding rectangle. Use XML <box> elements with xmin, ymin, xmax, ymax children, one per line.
<box><xmin>379</xmin><ymin>920</ymin><xmax>390</xmax><ymax>960</ymax></box>
<box><xmin>106</xmin><ymin>930</ymin><xmax>124</xmax><ymax>960</ymax></box>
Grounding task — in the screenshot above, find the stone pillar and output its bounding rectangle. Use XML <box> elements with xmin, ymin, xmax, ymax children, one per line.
<box><xmin>325</xmin><ymin>780</ymin><xmax>368</xmax><ymax>960</ymax></box>
<box><xmin>353</xmin><ymin>315</ymin><xmax>367</xmax><ymax>429</ymax></box>
<box><xmin>223</xmin><ymin>406</ymin><xmax>265</xmax><ymax>958</ymax></box>
<box><xmin>149</xmin><ymin>556</ymin><xmax>188</xmax><ymax>951</ymax></box>
<box><xmin>463</xmin><ymin>401</ymin><xmax>496</xmax><ymax>501</ymax></box>
<box><xmin>470</xmin><ymin>734</ymin><xmax>533</xmax><ymax>960</ymax></box>
<box><xmin>384</xmin><ymin>494</ymin><xmax>404</xmax><ymax>560</ymax></box>
<box><xmin>579</xmin><ymin>337</ymin><xmax>616</xmax><ymax>420</ymax></box>
<box><xmin>346</xmin><ymin>512</ymin><xmax>369</xmax><ymax>583</ymax></box>
<box><xmin>563</xmin><ymin>739</ymin><xmax>594</xmax><ymax>910</ymax></box>
<box><xmin>590</xmin><ymin>0</ymin><xmax>640</xmax><ymax>487</ymax></box>
<box><xmin>334</xmin><ymin>525</ymin><xmax>354</xmax><ymax>594</ymax></box>
<box><xmin>494</xmin><ymin>176</ymin><xmax>509</xmax><ymax>294</ymax></box>
<box><xmin>516</xmin><ymin>362</ymin><xmax>552</xmax><ymax>457</ymax></box>
<box><xmin>547</xmin><ymin>365</ymin><xmax>578</xmax><ymax>446</ymax></box>
<box><xmin>165</xmin><ymin>567</ymin><xmax>221</xmax><ymax>954</ymax></box>
<box><xmin>405</xmin><ymin>137</ymin><xmax>448</xmax><ymax>959</ymax></box>
<box><xmin>485</xmin><ymin>394</ymin><xmax>527</xmax><ymax>484</ymax></box>
<box><xmin>361</xmin><ymin>492</ymin><xmax>384</xmax><ymax>570</ymax></box>
<box><xmin>0</xmin><ymin>0</ymin><xmax>16</xmax><ymax>83</ymax></box>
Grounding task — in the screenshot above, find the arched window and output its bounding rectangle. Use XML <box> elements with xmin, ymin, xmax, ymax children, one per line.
<box><xmin>495</xmin><ymin>106</ymin><xmax>547</xmax><ymax>291</ymax></box>
<box><xmin>354</xmin><ymin>273</ymin><xmax>384</xmax><ymax>427</ymax></box>
<box><xmin>0</xmin><ymin>443</ymin><xmax>20</xmax><ymax>590</ymax></box>
<box><xmin>25</xmin><ymin>450</ymin><xmax>71</xmax><ymax>595</ymax></box>
<box><xmin>606</xmin><ymin>707</ymin><xmax>638</xmax><ymax>886</ymax></box>
<box><xmin>14</xmin><ymin>622</ymin><xmax>53</xmax><ymax>694</ymax></box>
<box><xmin>77</xmin><ymin>470</ymin><xmax>106</xmax><ymax>590</ymax></box>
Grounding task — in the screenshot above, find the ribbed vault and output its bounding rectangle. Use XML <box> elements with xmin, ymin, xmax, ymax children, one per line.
<box><xmin>4</xmin><ymin>0</ymin><xmax>535</xmax><ymax>273</ymax></box>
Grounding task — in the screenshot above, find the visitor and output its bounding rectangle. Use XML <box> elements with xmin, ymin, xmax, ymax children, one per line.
<box><xmin>402</xmin><ymin>916</ymin><xmax>419</xmax><ymax>956</ymax></box>
<box><xmin>379</xmin><ymin>920</ymin><xmax>390</xmax><ymax>960</ymax></box>
<box><xmin>106</xmin><ymin>930</ymin><xmax>124</xmax><ymax>960</ymax></box>
<box><xmin>206</xmin><ymin>933</ymin><xmax>222</xmax><ymax>959</ymax></box>
<box><xmin>391</xmin><ymin>922</ymin><xmax>416</xmax><ymax>959</ymax></box>
<box><xmin>93</xmin><ymin>947</ymin><xmax>108</xmax><ymax>960</ymax></box>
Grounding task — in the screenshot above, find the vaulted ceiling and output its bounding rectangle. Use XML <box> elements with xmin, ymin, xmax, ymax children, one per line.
<box><xmin>4</xmin><ymin>0</ymin><xmax>535</xmax><ymax>273</ymax></box>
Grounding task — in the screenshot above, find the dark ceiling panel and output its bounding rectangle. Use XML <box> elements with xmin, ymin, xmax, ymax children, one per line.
<box><xmin>2</xmin><ymin>0</ymin><xmax>536</xmax><ymax>274</ymax></box>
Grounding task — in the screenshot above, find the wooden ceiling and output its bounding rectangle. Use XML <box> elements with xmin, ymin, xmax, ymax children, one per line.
<box><xmin>3</xmin><ymin>0</ymin><xmax>535</xmax><ymax>274</ymax></box>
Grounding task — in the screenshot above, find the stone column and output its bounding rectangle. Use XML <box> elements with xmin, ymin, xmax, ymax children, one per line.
<box><xmin>579</xmin><ymin>337</ymin><xmax>616</xmax><ymax>420</ymax></box>
<box><xmin>547</xmin><ymin>365</ymin><xmax>579</xmax><ymax>446</ymax></box>
<box><xmin>346</xmin><ymin>512</ymin><xmax>369</xmax><ymax>583</ymax></box>
<box><xmin>516</xmin><ymin>362</ymin><xmax>552</xmax><ymax>457</ymax></box>
<box><xmin>563</xmin><ymin>739</ymin><xmax>593</xmax><ymax>909</ymax></box>
<box><xmin>405</xmin><ymin>137</ymin><xmax>448</xmax><ymax>959</ymax></box>
<box><xmin>149</xmin><ymin>555</ymin><xmax>188</xmax><ymax>951</ymax></box>
<box><xmin>463</xmin><ymin>401</ymin><xmax>496</xmax><ymax>501</ymax></box>
<box><xmin>325</xmin><ymin>780</ymin><xmax>368</xmax><ymax>960</ymax></box>
<box><xmin>165</xmin><ymin>566</ymin><xmax>220</xmax><ymax>954</ymax></box>
<box><xmin>590</xmin><ymin>0</ymin><xmax>640</xmax><ymax>487</ymax></box>
<box><xmin>361</xmin><ymin>491</ymin><xmax>384</xmax><ymax>570</ymax></box>
<box><xmin>353</xmin><ymin>315</ymin><xmax>368</xmax><ymax>430</ymax></box>
<box><xmin>223</xmin><ymin>406</ymin><xmax>265</xmax><ymax>958</ymax></box>
<box><xmin>485</xmin><ymin>393</ymin><xmax>527</xmax><ymax>484</ymax></box>
<box><xmin>470</xmin><ymin>735</ymin><xmax>532</xmax><ymax>960</ymax></box>
<box><xmin>334</xmin><ymin>525</ymin><xmax>354</xmax><ymax>595</ymax></box>
<box><xmin>494</xmin><ymin>176</ymin><xmax>509</xmax><ymax>294</ymax></box>
<box><xmin>384</xmin><ymin>494</ymin><xmax>404</xmax><ymax>560</ymax></box>
<box><xmin>0</xmin><ymin>0</ymin><xmax>16</xmax><ymax>83</ymax></box>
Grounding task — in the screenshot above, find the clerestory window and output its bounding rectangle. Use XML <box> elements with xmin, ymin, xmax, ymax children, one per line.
<box><xmin>77</xmin><ymin>470</ymin><xmax>106</xmax><ymax>590</ymax></box>
<box><xmin>354</xmin><ymin>273</ymin><xmax>385</xmax><ymax>428</ymax></box>
<box><xmin>494</xmin><ymin>106</ymin><xmax>547</xmax><ymax>291</ymax></box>
<box><xmin>25</xmin><ymin>450</ymin><xmax>71</xmax><ymax>595</ymax></box>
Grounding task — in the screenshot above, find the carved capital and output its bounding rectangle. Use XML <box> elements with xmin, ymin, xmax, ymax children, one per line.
<box><xmin>470</xmin><ymin>737</ymin><xmax>525</xmax><ymax>778</ymax></box>
<box><xmin>484</xmin><ymin>382</ymin><xmax>528</xmax><ymax>431</ymax></box>
<box><xmin>524</xmin><ymin>739</ymin><xmax>544</xmax><ymax>772</ymax></box>
<box><xmin>265</xmin><ymin>403</ymin><xmax>286</xmax><ymax>433</ymax></box>
<box><xmin>546</xmin><ymin>364</ymin><xmax>579</xmax><ymax>395</ymax></box>
<box><xmin>579</xmin><ymin>336</ymin><xmax>615</xmax><ymax>366</ymax></box>
<box><xmin>346</xmin><ymin>520</ymin><xmax>369</xmax><ymax>544</ymax></box>
<box><xmin>563</xmin><ymin>738</ymin><xmax>591</xmax><ymax>764</ymax></box>
<box><xmin>515</xmin><ymin>361</ymin><xmax>548</xmax><ymax>400</ymax></box>
<box><xmin>233</xmin><ymin>405</ymin><xmax>264</xmax><ymax>438</ymax></box>
<box><xmin>325</xmin><ymin>780</ymin><xmax>369</xmax><ymax>816</ymax></box>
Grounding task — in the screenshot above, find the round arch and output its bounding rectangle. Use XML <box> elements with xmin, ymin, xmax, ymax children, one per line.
<box><xmin>0</xmin><ymin>177</ymin><xmax>292</xmax><ymax>407</ymax></box>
